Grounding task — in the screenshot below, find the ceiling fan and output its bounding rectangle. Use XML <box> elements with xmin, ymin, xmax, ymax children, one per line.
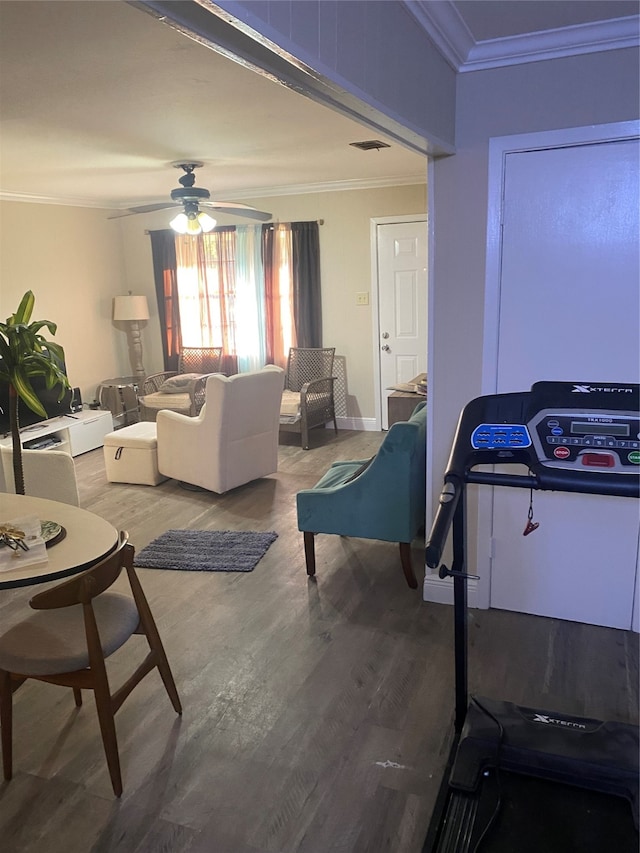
<box><xmin>109</xmin><ymin>162</ymin><xmax>272</xmax><ymax>233</ymax></box>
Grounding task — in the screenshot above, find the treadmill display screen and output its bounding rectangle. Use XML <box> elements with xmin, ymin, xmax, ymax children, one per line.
<box><xmin>571</xmin><ymin>421</ymin><xmax>629</xmax><ymax>437</ymax></box>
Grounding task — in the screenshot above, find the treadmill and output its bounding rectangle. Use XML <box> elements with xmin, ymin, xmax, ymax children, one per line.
<box><xmin>422</xmin><ymin>380</ymin><xmax>640</xmax><ymax>853</ymax></box>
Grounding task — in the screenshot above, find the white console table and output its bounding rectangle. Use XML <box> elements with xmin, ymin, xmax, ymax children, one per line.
<box><xmin>0</xmin><ymin>410</ymin><xmax>113</xmax><ymax>457</ymax></box>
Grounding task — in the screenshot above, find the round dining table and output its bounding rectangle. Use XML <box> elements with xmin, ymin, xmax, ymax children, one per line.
<box><xmin>0</xmin><ymin>493</ymin><xmax>118</xmax><ymax>590</ymax></box>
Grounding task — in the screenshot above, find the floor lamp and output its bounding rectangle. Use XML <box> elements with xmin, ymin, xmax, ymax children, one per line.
<box><xmin>113</xmin><ymin>293</ymin><xmax>150</xmax><ymax>384</ymax></box>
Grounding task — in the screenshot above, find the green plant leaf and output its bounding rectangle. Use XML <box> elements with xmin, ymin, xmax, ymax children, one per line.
<box><xmin>12</xmin><ymin>291</ymin><xmax>35</xmax><ymax>325</ymax></box>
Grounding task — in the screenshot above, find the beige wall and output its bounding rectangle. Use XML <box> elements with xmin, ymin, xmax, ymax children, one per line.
<box><xmin>0</xmin><ymin>202</ymin><xmax>129</xmax><ymax>406</ymax></box>
<box><xmin>0</xmin><ymin>184</ymin><xmax>425</xmax><ymax>420</ymax></box>
<box><xmin>117</xmin><ymin>182</ymin><xmax>426</xmax><ymax>420</ymax></box>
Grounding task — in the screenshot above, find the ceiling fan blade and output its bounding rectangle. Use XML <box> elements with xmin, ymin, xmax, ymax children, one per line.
<box><xmin>203</xmin><ymin>201</ymin><xmax>272</xmax><ymax>222</ymax></box>
<box><xmin>107</xmin><ymin>203</ymin><xmax>177</xmax><ymax>219</ymax></box>
<box><xmin>107</xmin><ymin>201</ymin><xmax>271</xmax><ymax>222</ymax></box>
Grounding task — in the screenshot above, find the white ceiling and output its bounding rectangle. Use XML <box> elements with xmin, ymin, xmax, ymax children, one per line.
<box><xmin>0</xmin><ymin>0</ymin><xmax>637</xmax><ymax>213</ymax></box>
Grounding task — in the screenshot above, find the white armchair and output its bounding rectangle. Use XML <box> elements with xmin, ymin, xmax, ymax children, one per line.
<box><xmin>0</xmin><ymin>447</ymin><xmax>80</xmax><ymax>506</ymax></box>
<box><xmin>156</xmin><ymin>366</ymin><xmax>285</xmax><ymax>494</ymax></box>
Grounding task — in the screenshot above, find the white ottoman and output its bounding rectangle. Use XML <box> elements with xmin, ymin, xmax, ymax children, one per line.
<box><xmin>103</xmin><ymin>422</ymin><xmax>168</xmax><ymax>486</ymax></box>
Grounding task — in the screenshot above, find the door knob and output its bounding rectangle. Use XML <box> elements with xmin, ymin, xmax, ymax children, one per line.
<box><xmin>381</xmin><ymin>345</ymin><xmax>390</xmax><ymax>352</ymax></box>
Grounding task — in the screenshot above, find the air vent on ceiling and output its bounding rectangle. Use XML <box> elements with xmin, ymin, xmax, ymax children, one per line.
<box><xmin>349</xmin><ymin>140</ymin><xmax>391</xmax><ymax>151</ymax></box>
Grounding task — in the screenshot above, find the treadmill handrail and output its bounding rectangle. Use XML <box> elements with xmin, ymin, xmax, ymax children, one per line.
<box><xmin>425</xmin><ymin>474</ymin><xmax>463</xmax><ymax>568</ymax></box>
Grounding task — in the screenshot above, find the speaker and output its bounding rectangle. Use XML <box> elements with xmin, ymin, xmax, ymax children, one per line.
<box><xmin>70</xmin><ymin>387</ymin><xmax>83</xmax><ymax>413</ymax></box>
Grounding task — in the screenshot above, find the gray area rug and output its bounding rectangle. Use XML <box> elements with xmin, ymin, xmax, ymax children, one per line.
<box><xmin>133</xmin><ymin>529</ymin><xmax>278</xmax><ymax>572</ymax></box>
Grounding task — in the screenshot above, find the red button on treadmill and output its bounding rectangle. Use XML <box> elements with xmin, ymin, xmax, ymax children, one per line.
<box><xmin>582</xmin><ymin>452</ymin><xmax>615</xmax><ymax>468</ymax></box>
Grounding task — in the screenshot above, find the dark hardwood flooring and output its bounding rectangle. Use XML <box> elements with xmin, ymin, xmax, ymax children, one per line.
<box><xmin>0</xmin><ymin>428</ymin><xmax>637</xmax><ymax>852</ymax></box>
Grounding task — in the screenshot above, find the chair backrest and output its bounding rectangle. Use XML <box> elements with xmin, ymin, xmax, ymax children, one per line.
<box><xmin>29</xmin><ymin>531</ymin><xmax>130</xmax><ymax>610</ymax></box>
<box><xmin>202</xmin><ymin>366</ymin><xmax>285</xmax><ymax>435</ymax></box>
<box><xmin>285</xmin><ymin>347</ymin><xmax>335</xmax><ymax>392</ymax></box>
<box><xmin>0</xmin><ymin>446</ymin><xmax>80</xmax><ymax>506</ymax></box>
<box><xmin>156</xmin><ymin>366</ymin><xmax>286</xmax><ymax>492</ymax></box>
<box><xmin>178</xmin><ymin>347</ymin><xmax>223</xmax><ymax>375</ymax></box>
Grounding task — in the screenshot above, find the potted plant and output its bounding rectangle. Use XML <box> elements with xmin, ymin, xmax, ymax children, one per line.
<box><xmin>0</xmin><ymin>291</ymin><xmax>69</xmax><ymax>495</ymax></box>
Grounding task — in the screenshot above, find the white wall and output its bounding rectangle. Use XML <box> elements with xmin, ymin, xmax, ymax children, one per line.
<box><xmin>430</xmin><ymin>47</ymin><xmax>640</xmax><ymax>529</ymax></box>
<box><xmin>117</xmin><ymin>182</ymin><xmax>426</xmax><ymax>420</ymax></box>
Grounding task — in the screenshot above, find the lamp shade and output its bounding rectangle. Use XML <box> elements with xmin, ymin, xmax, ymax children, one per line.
<box><xmin>113</xmin><ymin>294</ymin><xmax>150</xmax><ymax>322</ymax></box>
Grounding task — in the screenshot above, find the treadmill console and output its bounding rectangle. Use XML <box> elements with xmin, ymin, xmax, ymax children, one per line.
<box><xmin>428</xmin><ymin>381</ymin><xmax>640</xmax><ymax>567</ymax></box>
<box><xmin>464</xmin><ymin>381</ymin><xmax>640</xmax><ymax>481</ymax></box>
<box><xmin>471</xmin><ymin>423</ymin><xmax>531</xmax><ymax>451</ymax></box>
<box><xmin>529</xmin><ymin>408</ymin><xmax>640</xmax><ymax>473</ymax></box>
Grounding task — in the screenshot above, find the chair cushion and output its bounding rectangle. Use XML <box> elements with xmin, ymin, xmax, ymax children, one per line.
<box><xmin>140</xmin><ymin>391</ymin><xmax>192</xmax><ymax>410</ymax></box>
<box><xmin>280</xmin><ymin>389</ymin><xmax>301</xmax><ymax>421</ymax></box>
<box><xmin>0</xmin><ymin>592</ymin><xmax>140</xmax><ymax>675</ymax></box>
<box><xmin>158</xmin><ymin>373</ymin><xmax>201</xmax><ymax>393</ymax></box>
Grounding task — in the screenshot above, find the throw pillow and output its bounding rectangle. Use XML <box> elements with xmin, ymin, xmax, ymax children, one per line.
<box><xmin>158</xmin><ymin>373</ymin><xmax>201</xmax><ymax>393</ymax></box>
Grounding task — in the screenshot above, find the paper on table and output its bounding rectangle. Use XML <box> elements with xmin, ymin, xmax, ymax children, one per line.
<box><xmin>0</xmin><ymin>515</ymin><xmax>49</xmax><ymax>572</ymax></box>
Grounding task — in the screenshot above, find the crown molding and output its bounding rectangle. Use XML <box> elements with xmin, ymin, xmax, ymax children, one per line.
<box><xmin>217</xmin><ymin>174</ymin><xmax>426</xmax><ymax>201</ymax></box>
<box><xmin>405</xmin><ymin>1</ymin><xmax>640</xmax><ymax>72</ymax></box>
<box><xmin>0</xmin><ymin>176</ymin><xmax>426</xmax><ymax>210</ymax></box>
<box><xmin>0</xmin><ymin>191</ymin><xmax>112</xmax><ymax>209</ymax></box>
<box><xmin>403</xmin><ymin>0</ymin><xmax>473</xmax><ymax>71</ymax></box>
<box><xmin>463</xmin><ymin>15</ymin><xmax>640</xmax><ymax>72</ymax></box>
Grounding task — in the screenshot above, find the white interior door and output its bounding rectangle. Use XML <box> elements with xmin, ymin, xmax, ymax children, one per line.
<box><xmin>376</xmin><ymin>220</ymin><xmax>427</xmax><ymax>429</ymax></box>
<box><xmin>490</xmin><ymin>135</ymin><xmax>640</xmax><ymax>629</ymax></box>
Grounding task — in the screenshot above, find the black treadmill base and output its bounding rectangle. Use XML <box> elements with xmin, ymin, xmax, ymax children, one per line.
<box><xmin>428</xmin><ymin>769</ymin><xmax>639</xmax><ymax>853</ymax></box>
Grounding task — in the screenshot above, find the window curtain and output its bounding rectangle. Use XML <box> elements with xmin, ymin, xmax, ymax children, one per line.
<box><xmin>149</xmin><ymin>220</ymin><xmax>321</xmax><ymax>374</ymax></box>
<box><xmin>263</xmin><ymin>223</ymin><xmax>296</xmax><ymax>369</ymax></box>
<box><xmin>291</xmin><ymin>221</ymin><xmax>321</xmax><ymax>347</ymax></box>
<box><xmin>149</xmin><ymin>229</ymin><xmax>181</xmax><ymax>372</ymax></box>
<box><xmin>174</xmin><ymin>227</ymin><xmax>238</xmax><ymax>375</ymax></box>
<box><xmin>236</xmin><ymin>225</ymin><xmax>266</xmax><ymax>372</ymax></box>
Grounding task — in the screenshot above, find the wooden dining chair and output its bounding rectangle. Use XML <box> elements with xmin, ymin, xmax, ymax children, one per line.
<box><xmin>0</xmin><ymin>531</ymin><xmax>181</xmax><ymax>796</ymax></box>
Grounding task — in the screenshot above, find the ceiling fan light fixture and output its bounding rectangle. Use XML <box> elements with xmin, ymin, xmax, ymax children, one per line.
<box><xmin>170</xmin><ymin>208</ymin><xmax>216</xmax><ymax>235</ymax></box>
<box><xmin>186</xmin><ymin>212</ymin><xmax>202</xmax><ymax>235</ymax></box>
<box><xmin>197</xmin><ymin>211</ymin><xmax>216</xmax><ymax>232</ymax></box>
<box><xmin>169</xmin><ymin>211</ymin><xmax>189</xmax><ymax>234</ymax></box>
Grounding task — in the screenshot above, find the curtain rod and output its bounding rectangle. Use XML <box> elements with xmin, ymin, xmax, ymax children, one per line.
<box><xmin>145</xmin><ymin>219</ymin><xmax>324</xmax><ymax>234</ymax></box>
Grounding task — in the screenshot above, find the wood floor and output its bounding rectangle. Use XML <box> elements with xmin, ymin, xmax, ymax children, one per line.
<box><xmin>0</xmin><ymin>428</ymin><xmax>638</xmax><ymax>853</ymax></box>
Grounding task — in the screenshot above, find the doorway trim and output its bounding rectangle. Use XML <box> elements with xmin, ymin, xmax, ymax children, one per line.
<box><xmin>370</xmin><ymin>213</ymin><xmax>429</xmax><ymax>430</ymax></box>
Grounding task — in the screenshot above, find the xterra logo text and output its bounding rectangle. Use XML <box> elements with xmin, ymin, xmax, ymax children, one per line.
<box><xmin>572</xmin><ymin>385</ymin><xmax>633</xmax><ymax>394</ymax></box>
<box><xmin>531</xmin><ymin>713</ymin><xmax>586</xmax><ymax>729</ymax></box>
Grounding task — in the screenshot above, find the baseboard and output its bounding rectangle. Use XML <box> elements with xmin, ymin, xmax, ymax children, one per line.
<box><xmin>422</xmin><ymin>569</ymin><xmax>480</xmax><ymax>608</ymax></box>
<box><xmin>335</xmin><ymin>416</ymin><xmax>379</xmax><ymax>432</ymax></box>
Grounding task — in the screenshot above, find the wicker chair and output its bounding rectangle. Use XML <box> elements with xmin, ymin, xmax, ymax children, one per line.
<box><xmin>279</xmin><ymin>347</ymin><xmax>338</xmax><ymax>450</ymax></box>
<box><xmin>139</xmin><ymin>347</ymin><xmax>223</xmax><ymax>422</ymax></box>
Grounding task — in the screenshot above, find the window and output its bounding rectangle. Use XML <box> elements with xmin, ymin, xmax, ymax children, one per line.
<box><xmin>150</xmin><ymin>221</ymin><xmax>321</xmax><ymax>373</ymax></box>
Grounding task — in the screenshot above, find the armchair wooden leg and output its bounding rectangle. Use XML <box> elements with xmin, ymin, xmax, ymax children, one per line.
<box><xmin>303</xmin><ymin>532</ymin><xmax>316</xmax><ymax>577</ymax></box>
<box><xmin>399</xmin><ymin>543</ymin><xmax>418</xmax><ymax>589</ymax></box>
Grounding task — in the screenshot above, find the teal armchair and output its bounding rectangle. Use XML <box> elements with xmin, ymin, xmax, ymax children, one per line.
<box><xmin>296</xmin><ymin>401</ymin><xmax>426</xmax><ymax>588</ymax></box>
